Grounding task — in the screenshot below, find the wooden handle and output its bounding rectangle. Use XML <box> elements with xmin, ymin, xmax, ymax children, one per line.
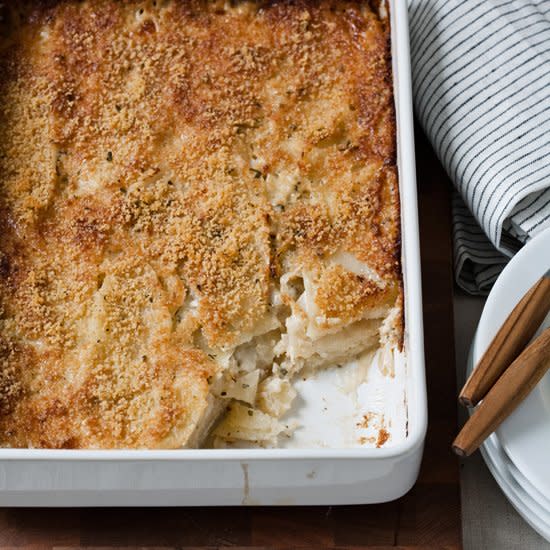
<box><xmin>453</xmin><ymin>327</ymin><xmax>550</xmax><ymax>457</ymax></box>
<box><xmin>459</xmin><ymin>275</ymin><xmax>550</xmax><ymax>407</ymax></box>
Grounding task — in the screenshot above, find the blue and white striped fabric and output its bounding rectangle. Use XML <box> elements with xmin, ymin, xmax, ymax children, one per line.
<box><xmin>408</xmin><ymin>0</ymin><xmax>550</xmax><ymax>294</ymax></box>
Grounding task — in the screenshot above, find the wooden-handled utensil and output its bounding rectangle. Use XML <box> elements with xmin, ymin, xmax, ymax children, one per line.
<box><xmin>453</xmin><ymin>326</ymin><xmax>550</xmax><ymax>457</ymax></box>
<box><xmin>459</xmin><ymin>270</ymin><xmax>550</xmax><ymax>408</ymax></box>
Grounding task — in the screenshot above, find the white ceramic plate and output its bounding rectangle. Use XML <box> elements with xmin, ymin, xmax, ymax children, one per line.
<box><xmin>480</xmin><ymin>432</ymin><xmax>550</xmax><ymax>541</ymax></box>
<box><xmin>506</xmin><ymin>450</ymin><xmax>550</xmax><ymax>512</ymax></box>
<box><xmin>473</xmin><ymin>226</ymin><xmax>550</xmax><ymax>502</ymax></box>
<box><xmin>467</xmin><ymin>336</ymin><xmax>550</xmax><ymax>541</ymax></box>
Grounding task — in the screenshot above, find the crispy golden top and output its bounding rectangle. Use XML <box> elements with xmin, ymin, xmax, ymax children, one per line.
<box><xmin>0</xmin><ymin>0</ymin><xmax>400</xmax><ymax>448</ymax></box>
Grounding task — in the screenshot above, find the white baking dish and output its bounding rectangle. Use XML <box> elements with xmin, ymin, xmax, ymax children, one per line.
<box><xmin>0</xmin><ymin>0</ymin><xmax>426</xmax><ymax>506</ymax></box>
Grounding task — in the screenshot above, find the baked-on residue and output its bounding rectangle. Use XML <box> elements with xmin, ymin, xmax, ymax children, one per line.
<box><xmin>0</xmin><ymin>0</ymin><xmax>401</xmax><ymax>448</ymax></box>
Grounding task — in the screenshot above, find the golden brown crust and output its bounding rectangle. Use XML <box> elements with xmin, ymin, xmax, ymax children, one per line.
<box><xmin>0</xmin><ymin>0</ymin><xmax>400</xmax><ymax>448</ymax></box>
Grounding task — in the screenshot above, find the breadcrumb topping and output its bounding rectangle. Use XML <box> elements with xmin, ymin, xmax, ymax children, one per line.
<box><xmin>0</xmin><ymin>0</ymin><xmax>400</xmax><ymax>448</ymax></box>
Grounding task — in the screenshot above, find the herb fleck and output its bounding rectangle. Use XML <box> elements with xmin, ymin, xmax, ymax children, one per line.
<box><xmin>249</xmin><ymin>168</ymin><xmax>262</xmax><ymax>179</ymax></box>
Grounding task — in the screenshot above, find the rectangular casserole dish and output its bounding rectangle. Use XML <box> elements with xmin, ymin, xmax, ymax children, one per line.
<box><xmin>0</xmin><ymin>0</ymin><xmax>426</xmax><ymax>506</ymax></box>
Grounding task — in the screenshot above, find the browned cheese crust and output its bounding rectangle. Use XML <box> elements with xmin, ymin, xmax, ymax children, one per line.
<box><xmin>0</xmin><ymin>0</ymin><xmax>401</xmax><ymax>448</ymax></box>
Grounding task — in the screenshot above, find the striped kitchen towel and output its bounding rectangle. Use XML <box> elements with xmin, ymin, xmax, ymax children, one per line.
<box><xmin>408</xmin><ymin>0</ymin><xmax>550</xmax><ymax>294</ymax></box>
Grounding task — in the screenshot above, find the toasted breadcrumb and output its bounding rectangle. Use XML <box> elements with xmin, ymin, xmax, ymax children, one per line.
<box><xmin>0</xmin><ymin>0</ymin><xmax>400</xmax><ymax>448</ymax></box>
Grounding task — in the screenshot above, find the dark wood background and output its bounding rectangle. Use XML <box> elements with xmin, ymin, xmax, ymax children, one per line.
<box><xmin>0</xmin><ymin>127</ymin><xmax>461</xmax><ymax>550</ymax></box>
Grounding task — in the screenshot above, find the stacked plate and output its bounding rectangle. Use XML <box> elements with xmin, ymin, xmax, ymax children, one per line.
<box><xmin>467</xmin><ymin>226</ymin><xmax>550</xmax><ymax>542</ymax></box>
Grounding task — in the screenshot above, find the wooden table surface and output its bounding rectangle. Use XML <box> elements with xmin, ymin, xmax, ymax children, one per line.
<box><xmin>0</xmin><ymin>126</ymin><xmax>461</xmax><ymax>550</ymax></box>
